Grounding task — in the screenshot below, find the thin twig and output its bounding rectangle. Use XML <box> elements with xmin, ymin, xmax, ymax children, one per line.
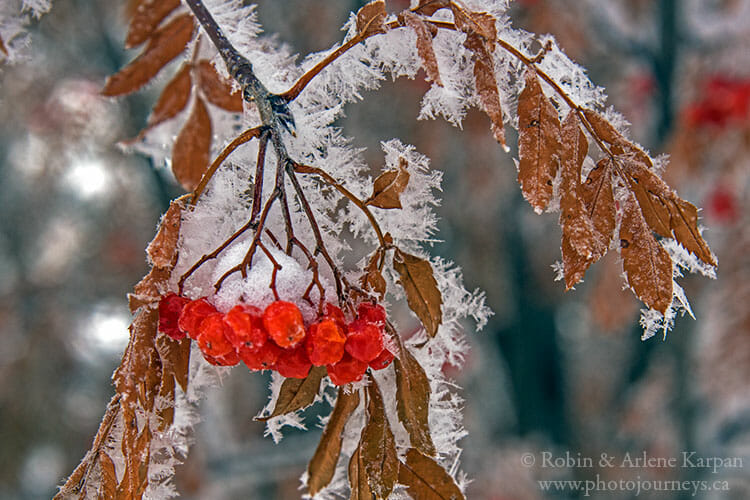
<box><xmin>191</xmin><ymin>126</ymin><xmax>263</xmax><ymax>204</ymax></box>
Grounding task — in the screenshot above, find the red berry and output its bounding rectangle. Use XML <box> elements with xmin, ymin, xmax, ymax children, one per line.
<box><xmin>203</xmin><ymin>349</ymin><xmax>240</xmax><ymax>366</ymax></box>
<box><xmin>306</xmin><ymin>319</ymin><xmax>346</xmax><ymax>366</ymax></box>
<box><xmin>224</xmin><ymin>304</ymin><xmax>267</xmax><ymax>351</ymax></box>
<box><xmin>345</xmin><ymin>319</ymin><xmax>384</xmax><ymax>362</ymax></box>
<box><xmin>369</xmin><ymin>348</ymin><xmax>394</xmax><ymax>370</ymax></box>
<box><xmin>158</xmin><ymin>293</ymin><xmax>190</xmax><ymax>340</ymax></box>
<box><xmin>178</xmin><ymin>298</ymin><xmax>218</xmax><ymax>339</ymax></box>
<box><xmin>356</xmin><ymin>302</ymin><xmax>386</xmax><ymax>326</ymax></box>
<box><xmin>263</xmin><ymin>301</ymin><xmax>306</xmax><ymax>348</ymax></box>
<box><xmin>240</xmin><ymin>341</ymin><xmax>281</xmax><ymax>371</ymax></box>
<box><xmin>276</xmin><ymin>345</ymin><xmax>312</xmax><ymax>379</ymax></box>
<box><xmin>323</xmin><ymin>302</ymin><xmax>346</xmax><ymax>328</ymax></box>
<box><xmin>196</xmin><ymin>313</ymin><xmax>234</xmax><ymax>357</ymax></box>
<box><xmin>327</xmin><ymin>352</ymin><xmax>368</xmax><ymax>386</ymax></box>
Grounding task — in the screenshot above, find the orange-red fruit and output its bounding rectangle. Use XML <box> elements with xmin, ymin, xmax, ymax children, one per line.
<box><xmin>323</xmin><ymin>302</ymin><xmax>346</xmax><ymax>329</ymax></box>
<box><xmin>276</xmin><ymin>345</ymin><xmax>312</xmax><ymax>379</ymax></box>
<box><xmin>327</xmin><ymin>352</ymin><xmax>368</xmax><ymax>386</ymax></box>
<box><xmin>178</xmin><ymin>298</ymin><xmax>218</xmax><ymax>339</ymax></box>
<box><xmin>357</xmin><ymin>302</ymin><xmax>386</xmax><ymax>326</ymax></box>
<box><xmin>203</xmin><ymin>349</ymin><xmax>240</xmax><ymax>366</ymax></box>
<box><xmin>263</xmin><ymin>301</ymin><xmax>306</xmax><ymax>348</ymax></box>
<box><xmin>345</xmin><ymin>319</ymin><xmax>384</xmax><ymax>362</ymax></box>
<box><xmin>196</xmin><ymin>313</ymin><xmax>234</xmax><ymax>357</ymax></box>
<box><xmin>158</xmin><ymin>293</ymin><xmax>190</xmax><ymax>340</ymax></box>
<box><xmin>224</xmin><ymin>304</ymin><xmax>267</xmax><ymax>351</ymax></box>
<box><xmin>306</xmin><ymin>319</ymin><xmax>346</xmax><ymax>366</ymax></box>
<box><xmin>239</xmin><ymin>342</ymin><xmax>281</xmax><ymax>371</ymax></box>
<box><xmin>369</xmin><ymin>348</ymin><xmax>394</xmax><ymax>370</ymax></box>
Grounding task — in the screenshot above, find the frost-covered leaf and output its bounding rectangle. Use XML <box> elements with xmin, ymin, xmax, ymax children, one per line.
<box><xmin>172</xmin><ymin>96</ymin><xmax>212</xmax><ymax>191</ymax></box>
<box><xmin>450</xmin><ymin>4</ymin><xmax>496</xmax><ymax>41</ymax></box>
<box><xmin>558</xmin><ymin>112</ymin><xmax>597</xmax><ymax>288</ymax></box>
<box><xmin>147</xmin><ymin>197</ymin><xmax>184</xmax><ymax>268</ymax></box>
<box><xmin>196</xmin><ymin>60</ymin><xmax>244</xmax><ymax>112</ymax></box>
<box><xmin>464</xmin><ymin>33</ymin><xmax>506</xmax><ymax>148</ymax></box>
<box><xmin>619</xmin><ymin>158</ymin><xmax>716</xmax><ymax>266</ymax></box>
<box><xmin>366</xmin><ymin>157</ymin><xmax>410</xmax><ymax>209</ymax></box>
<box><xmin>102</xmin><ymin>13</ymin><xmax>195</xmax><ymax>96</ymax></box>
<box><xmin>156</xmin><ymin>335</ymin><xmax>190</xmax><ymax>392</ymax></box>
<box><xmin>256</xmin><ymin>366</ymin><xmax>326</xmax><ymax>421</ymax></box>
<box><xmin>125</xmin><ymin>0</ymin><xmax>180</xmax><ymax>48</ymax></box>
<box><xmin>398</xmin><ymin>448</ymin><xmax>465</xmax><ymax>500</ymax></box>
<box><xmin>361</xmin><ymin>380</ymin><xmax>399</xmax><ymax>499</ymax></box>
<box><xmin>394</xmin><ymin>345</ymin><xmax>435</xmax><ymax>456</ymax></box>
<box><xmin>401</xmin><ymin>11</ymin><xmax>442</xmax><ymax>86</ymax></box>
<box><xmin>580</xmin><ymin>158</ymin><xmax>616</xmax><ymax>258</ymax></box>
<box><xmin>620</xmin><ymin>192</ymin><xmax>673</xmax><ymax>314</ymax></box>
<box><xmin>348</xmin><ymin>442</ymin><xmax>372</xmax><ymax>500</ymax></box>
<box><xmin>393</xmin><ymin>248</ymin><xmax>443</xmax><ymax>337</ymax></box>
<box><xmin>356</xmin><ymin>0</ymin><xmax>388</xmax><ymax>37</ymax></box>
<box><xmin>583</xmin><ymin>109</ymin><xmax>652</xmax><ymax>167</ymax></box>
<box><xmin>307</xmin><ymin>388</ymin><xmax>360</xmax><ymax>496</ymax></box>
<box><xmin>415</xmin><ymin>0</ymin><xmax>450</xmax><ymax>16</ymax></box>
<box><xmin>145</xmin><ymin>63</ymin><xmax>192</xmax><ymax>130</ymax></box>
<box><xmin>517</xmin><ymin>70</ymin><xmax>561</xmax><ymax>212</ymax></box>
<box><xmin>97</xmin><ymin>451</ymin><xmax>117</xmax><ymax>499</ymax></box>
<box><xmin>118</xmin><ymin>423</ymin><xmax>151</xmax><ymax>499</ymax></box>
<box><xmin>129</xmin><ymin>266</ymin><xmax>170</xmax><ymax>312</ymax></box>
<box><xmin>667</xmin><ymin>197</ymin><xmax>715</xmax><ymax>266</ymax></box>
<box><xmin>361</xmin><ymin>250</ymin><xmax>387</xmax><ymax>299</ymax></box>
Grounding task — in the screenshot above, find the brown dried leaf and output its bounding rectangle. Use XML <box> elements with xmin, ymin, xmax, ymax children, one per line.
<box><xmin>156</xmin><ymin>335</ymin><xmax>190</xmax><ymax>392</ymax></box>
<box><xmin>667</xmin><ymin>197</ymin><xmax>715</xmax><ymax>266</ymax></box>
<box><xmin>146</xmin><ymin>63</ymin><xmax>192</xmax><ymax>129</ymax></box>
<box><xmin>256</xmin><ymin>366</ymin><xmax>326</xmax><ymax>421</ymax></box>
<box><xmin>102</xmin><ymin>13</ymin><xmax>195</xmax><ymax>96</ymax></box>
<box><xmin>393</xmin><ymin>248</ymin><xmax>443</xmax><ymax>337</ymax></box>
<box><xmin>517</xmin><ymin>70</ymin><xmax>561</xmax><ymax>212</ymax></box>
<box><xmin>394</xmin><ymin>345</ymin><xmax>436</xmax><ymax>456</ymax></box>
<box><xmin>121</xmin><ymin>424</ymin><xmax>151</xmax><ymax>499</ymax></box>
<box><xmin>416</xmin><ymin>0</ymin><xmax>451</xmax><ymax>15</ymax></box>
<box><xmin>619</xmin><ymin>159</ymin><xmax>716</xmax><ymax>266</ymax></box>
<box><xmin>620</xmin><ymin>193</ymin><xmax>673</xmax><ymax>314</ymax></box>
<box><xmin>619</xmin><ymin>157</ymin><xmax>672</xmax><ymax>237</ymax></box>
<box><xmin>580</xmin><ymin>158</ymin><xmax>616</xmax><ymax>257</ymax></box>
<box><xmin>97</xmin><ymin>452</ymin><xmax>117</xmax><ymax>499</ymax></box>
<box><xmin>125</xmin><ymin>0</ymin><xmax>181</xmax><ymax>48</ymax></box>
<box><xmin>129</xmin><ymin>266</ymin><xmax>171</xmax><ymax>313</ymax></box>
<box><xmin>0</xmin><ymin>35</ymin><xmax>8</xmax><ymax>57</ymax></box>
<box><xmin>115</xmin><ymin>309</ymin><xmax>158</xmax><ymax>396</ymax></box>
<box><xmin>307</xmin><ymin>388</ymin><xmax>360</xmax><ymax>496</ymax></box>
<box><xmin>399</xmin><ymin>448</ymin><xmax>465</xmax><ymax>500</ymax></box>
<box><xmin>147</xmin><ymin>197</ymin><xmax>184</xmax><ymax>268</ymax></box>
<box><xmin>464</xmin><ymin>34</ymin><xmax>506</xmax><ymax>147</ymax></box>
<box><xmin>172</xmin><ymin>96</ymin><xmax>212</xmax><ymax>191</ymax></box>
<box><xmin>138</xmin><ymin>348</ymin><xmax>162</xmax><ymax>413</ymax></box>
<box><xmin>450</xmin><ymin>4</ymin><xmax>496</xmax><ymax>41</ymax></box>
<box><xmin>583</xmin><ymin>109</ymin><xmax>652</xmax><ymax>168</ymax></box>
<box><xmin>362</xmin><ymin>380</ymin><xmax>399</xmax><ymax>499</ymax></box>
<box><xmin>356</xmin><ymin>0</ymin><xmax>388</xmax><ymax>37</ymax></box>
<box><xmin>402</xmin><ymin>11</ymin><xmax>442</xmax><ymax>86</ymax></box>
<box><xmin>558</xmin><ymin>112</ymin><xmax>597</xmax><ymax>288</ymax></box>
<box><xmin>156</xmin><ymin>368</ymin><xmax>176</xmax><ymax>431</ymax></box>
<box><xmin>361</xmin><ymin>249</ymin><xmax>387</xmax><ymax>299</ymax></box>
<box><xmin>196</xmin><ymin>60</ymin><xmax>244</xmax><ymax>112</ymax></box>
<box><xmin>366</xmin><ymin>157</ymin><xmax>410</xmax><ymax>209</ymax></box>
<box><xmin>348</xmin><ymin>442</ymin><xmax>373</xmax><ymax>500</ymax></box>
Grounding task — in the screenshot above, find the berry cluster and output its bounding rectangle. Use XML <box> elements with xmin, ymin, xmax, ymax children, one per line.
<box><xmin>158</xmin><ymin>294</ymin><xmax>394</xmax><ymax>385</ymax></box>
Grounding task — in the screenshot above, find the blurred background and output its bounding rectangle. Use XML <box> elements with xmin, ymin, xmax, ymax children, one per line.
<box><xmin>0</xmin><ymin>0</ymin><xmax>748</xmax><ymax>498</ymax></box>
